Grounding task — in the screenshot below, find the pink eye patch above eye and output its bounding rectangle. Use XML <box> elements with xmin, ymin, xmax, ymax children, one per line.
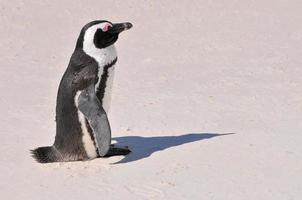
<box><xmin>102</xmin><ymin>23</ymin><xmax>112</xmax><ymax>32</ymax></box>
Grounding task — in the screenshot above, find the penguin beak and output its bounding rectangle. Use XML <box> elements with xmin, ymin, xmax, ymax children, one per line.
<box><xmin>108</xmin><ymin>22</ymin><xmax>133</xmax><ymax>34</ymax></box>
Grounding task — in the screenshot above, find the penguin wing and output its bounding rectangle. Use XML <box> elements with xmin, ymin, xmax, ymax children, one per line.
<box><xmin>77</xmin><ymin>84</ymin><xmax>111</xmax><ymax>157</ymax></box>
<box><xmin>75</xmin><ymin>64</ymin><xmax>111</xmax><ymax>157</ymax></box>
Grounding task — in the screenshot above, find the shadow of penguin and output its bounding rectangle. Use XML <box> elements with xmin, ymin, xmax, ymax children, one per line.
<box><xmin>111</xmin><ymin>133</ymin><xmax>235</xmax><ymax>164</ymax></box>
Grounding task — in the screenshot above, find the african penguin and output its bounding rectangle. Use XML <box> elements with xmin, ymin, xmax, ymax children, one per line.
<box><xmin>31</xmin><ymin>20</ymin><xmax>132</xmax><ymax>163</ymax></box>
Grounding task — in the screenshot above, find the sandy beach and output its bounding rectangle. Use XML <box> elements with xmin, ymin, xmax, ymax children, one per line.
<box><xmin>0</xmin><ymin>1</ymin><xmax>301</xmax><ymax>199</ymax></box>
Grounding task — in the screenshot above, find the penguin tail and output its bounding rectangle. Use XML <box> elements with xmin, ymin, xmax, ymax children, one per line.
<box><xmin>30</xmin><ymin>146</ymin><xmax>62</xmax><ymax>163</ymax></box>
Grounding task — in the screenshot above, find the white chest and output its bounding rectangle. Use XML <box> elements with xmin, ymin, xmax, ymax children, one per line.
<box><xmin>83</xmin><ymin>36</ymin><xmax>118</xmax><ymax>111</ymax></box>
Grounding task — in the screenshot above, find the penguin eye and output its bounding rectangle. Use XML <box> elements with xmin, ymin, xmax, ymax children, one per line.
<box><xmin>101</xmin><ymin>23</ymin><xmax>112</xmax><ymax>32</ymax></box>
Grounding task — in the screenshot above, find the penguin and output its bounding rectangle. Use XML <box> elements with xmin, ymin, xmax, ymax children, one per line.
<box><xmin>31</xmin><ymin>20</ymin><xmax>133</xmax><ymax>163</ymax></box>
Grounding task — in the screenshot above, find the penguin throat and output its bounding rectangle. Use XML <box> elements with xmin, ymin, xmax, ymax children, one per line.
<box><xmin>83</xmin><ymin>44</ymin><xmax>117</xmax><ymax>67</ymax></box>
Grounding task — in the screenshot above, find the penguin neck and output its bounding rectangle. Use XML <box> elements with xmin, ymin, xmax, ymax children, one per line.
<box><xmin>83</xmin><ymin>44</ymin><xmax>117</xmax><ymax>67</ymax></box>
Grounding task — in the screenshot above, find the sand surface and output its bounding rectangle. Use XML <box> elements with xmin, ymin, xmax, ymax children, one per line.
<box><xmin>0</xmin><ymin>1</ymin><xmax>302</xmax><ymax>199</ymax></box>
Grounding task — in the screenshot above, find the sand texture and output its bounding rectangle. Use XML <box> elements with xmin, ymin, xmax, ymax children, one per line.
<box><xmin>0</xmin><ymin>1</ymin><xmax>301</xmax><ymax>199</ymax></box>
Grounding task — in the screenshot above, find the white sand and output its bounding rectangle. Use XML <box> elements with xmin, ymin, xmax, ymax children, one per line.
<box><xmin>0</xmin><ymin>1</ymin><xmax>301</xmax><ymax>199</ymax></box>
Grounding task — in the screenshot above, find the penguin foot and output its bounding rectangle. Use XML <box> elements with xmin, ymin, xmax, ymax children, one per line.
<box><xmin>103</xmin><ymin>144</ymin><xmax>131</xmax><ymax>157</ymax></box>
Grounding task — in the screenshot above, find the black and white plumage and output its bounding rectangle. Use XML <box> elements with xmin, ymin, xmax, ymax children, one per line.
<box><xmin>31</xmin><ymin>20</ymin><xmax>132</xmax><ymax>163</ymax></box>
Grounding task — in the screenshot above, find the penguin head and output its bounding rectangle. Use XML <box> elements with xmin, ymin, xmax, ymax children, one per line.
<box><xmin>76</xmin><ymin>20</ymin><xmax>132</xmax><ymax>50</ymax></box>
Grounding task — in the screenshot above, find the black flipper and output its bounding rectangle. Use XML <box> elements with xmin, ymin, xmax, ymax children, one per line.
<box><xmin>77</xmin><ymin>84</ymin><xmax>111</xmax><ymax>157</ymax></box>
